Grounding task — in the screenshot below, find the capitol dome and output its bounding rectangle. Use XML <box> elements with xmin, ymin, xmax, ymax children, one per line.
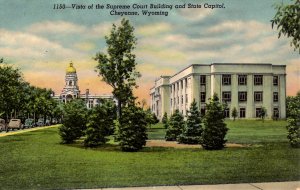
<box><xmin>66</xmin><ymin>62</ymin><xmax>76</xmax><ymax>74</ymax></box>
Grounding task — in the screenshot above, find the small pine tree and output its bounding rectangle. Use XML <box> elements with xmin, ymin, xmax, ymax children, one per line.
<box><xmin>59</xmin><ymin>99</ymin><xmax>87</xmax><ymax>144</ymax></box>
<box><xmin>260</xmin><ymin>107</ymin><xmax>267</xmax><ymax>122</ymax></box>
<box><xmin>162</xmin><ymin>112</ymin><xmax>169</xmax><ymax>129</ymax></box>
<box><xmin>178</xmin><ymin>100</ymin><xmax>202</xmax><ymax>144</ymax></box>
<box><xmin>84</xmin><ymin>100</ymin><xmax>116</xmax><ymax>147</ymax></box>
<box><xmin>165</xmin><ymin>109</ymin><xmax>185</xmax><ymax>141</ymax></box>
<box><xmin>200</xmin><ymin>93</ymin><xmax>228</xmax><ymax>150</ymax></box>
<box><xmin>116</xmin><ymin>105</ymin><xmax>148</xmax><ymax>152</ymax></box>
<box><xmin>231</xmin><ymin>107</ymin><xmax>238</xmax><ymax>121</ymax></box>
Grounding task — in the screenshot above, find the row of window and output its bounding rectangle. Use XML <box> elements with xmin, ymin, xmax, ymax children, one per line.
<box><xmin>170</xmin><ymin>78</ymin><xmax>191</xmax><ymax>93</ymax></box>
<box><xmin>171</xmin><ymin>91</ymin><xmax>280</xmax><ymax>106</ymax></box>
<box><xmin>170</xmin><ymin>94</ymin><xmax>189</xmax><ymax>107</ymax></box>
<box><xmin>218</xmin><ymin>107</ymin><xmax>279</xmax><ymax>118</ymax></box>
<box><xmin>221</xmin><ymin>75</ymin><xmax>279</xmax><ymax>86</ymax></box>
<box><xmin>171</xmin><ymin>107</ymin><xmax>280</xmax><ymax>118</ymax></box>
<box><xmin>221</xmin><ymin>91</ymin><xmax>279</xmax><ymax>102</ymax></box>
<box><xmin>169</xmin><ymin>75</ymin><xmax>280</xmax><ymax>96</ymax></box>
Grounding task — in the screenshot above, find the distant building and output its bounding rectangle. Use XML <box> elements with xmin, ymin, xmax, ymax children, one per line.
<box><xmin>150</xmin><ymin>63</ymin><xmax>286</xmax><ymax>120</ymax></box>
<box><xmin>53</xmin><ymin>62</ymin><xmax>114</xmax><ymax>108</ymax></box>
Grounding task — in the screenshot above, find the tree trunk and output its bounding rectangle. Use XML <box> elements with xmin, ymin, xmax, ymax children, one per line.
<box><xmin>117</xmin><ymin>99</ymin><xmax>122</xmax><ymax>119</ymax></box>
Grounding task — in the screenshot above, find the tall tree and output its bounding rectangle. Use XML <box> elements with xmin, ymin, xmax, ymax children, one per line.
<box><xmin>94</xmin><ymin>18</ymin><xmax>140</xmax><ymax>118</ymax></box>
<box><xmin>271</xmin><ymin>0</ymin><xmax>300</xmax><ymax>53</ymax></box>
<box><xmin>0</xmin><ymin>59</ymin><xmax>25</xmax><ymax>121</ymax></box>
<box><xmin>178</xmin><ymin>100</ymin><xmax>203</xmax><ymax>144</ymax></box>
<box><xmin>200</xmin><ymin>93</ymin><xmax>228</xmax><ymax>150</ymax></box>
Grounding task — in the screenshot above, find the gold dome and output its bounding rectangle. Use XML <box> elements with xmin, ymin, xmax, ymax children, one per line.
<box><xmin>66</xmin><ymin>62</ymin><xmax>76</xmax><ymax>73</ymax></box>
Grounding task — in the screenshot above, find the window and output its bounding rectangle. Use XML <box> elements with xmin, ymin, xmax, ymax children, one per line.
<box><xmin>240</xmin><ymin>108</ymin><xmax>246</xmax><ymax>118</ymax></box>
<box><xmin>273</xmin><ymin>108</ymin><xmax>279</xmax><ymax>119</ymax></box>
<box><xmin>181</xmin><ymin>95</ymin><xmax>183</xmax><ymax>105</ymax></box>
<box><xmin>273</xmin><ymin>76</ymin><xmax>278</xmax><ymax>86</ymax></box>
<box><xmin>170</xmin><ymin>98</ymin><xmax>172</xmax><ymax>107</ymax></box>
<box><xmin>185</xmin><ymin>94</ymin><xmax>188</xmax><ymax>104</ymax></box>
<box><xmin>200</xmin><ymin>92</ymin><xmax>206</xmax><ymax>102</ymax></box>
<box><xmin>222</xmin><ymin>75</ymin><xmax>231</xmax><ymax>85</ymax></box>
<box><xmin>177</xmin><ymin>97</ymin><xmax>179</xmax><ymax>104</ymax></box>
<box><xmin>256</xmin><ymin>108</ymin><xmax>262</xmax><ymax>118</ymax></box>
<box><xmin>238</xmin><ymin>75</ymin><xmax>247</xmax><ymax>85</ymax></box>
<box><xmin>254</xmin><ymin>75</ymin><xmax>263</xmax><ymax>85</ymax></box>
<box><xmin>185</xmin><ymin>78</ymin><xmax>187</xmax><ymax>88</ymax></box>
<box><xmin>200</xmin><ymin>75</ymin><xmax>206</xmax><ymax>85</ymax></box>
<box><xmin>224</xmin><ymin>108</ymin><xmax>230</xmax><ymax>118</ymax></box>
<box><xmin>170</xmin><ymin>86</ymin><xmax>172</xmax><ymax>93</ymax></box>
<box><xmin>200</xmin><ymin>108</ymin><xmax>206</xmax><ymax>116</ymax></box>
<box><xmin>88</xmin><ymin>100</ymin><xmax>94</xmax><ymax>109</ymax></box>
<box><xmin>254</xmin><ymin>91</ymin><xmax>263</xmax><ymax>102</ymax></box>
<box><xmin>222</xmin><ymin>91</ymin><xmax>231</xmax><ymax>102</ymax></box>
<box><xmin>181</xmin><ymin>80</ymin><xmax>183</xmax><ymax>90</ymax></box>
<box><xmin>273</xmin><ymin>92</ymin><xmax>278</xmax><ymax>102</ymax></box>
<box><xmin>238</xmin><ymin>92</ymin><xmax>247</xmax><ymax>102</ymax></box>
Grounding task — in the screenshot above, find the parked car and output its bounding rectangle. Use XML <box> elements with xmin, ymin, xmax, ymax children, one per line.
<box><xmin>45</xmin><ymin>119</ymin><xmax>50</xmax><ymax>126</ymax></box>
<box><xmin>24</xmin><ymin>118</ymin><xmax>34</xmax><ymax>128</ymax></box>
<box><xmin>0</xmin><ymin>119</ymin><xmax>6</xmax><ymax>131</ymax></box>
<box><xmin>7</xmin><ymin>119</ymin><xmax>23</xmax><ymax>131</ymax></box>
<box><xmin>36</xmin><ymin>118</ymin><xmax>44</xmax><ymax>127</ymax></box>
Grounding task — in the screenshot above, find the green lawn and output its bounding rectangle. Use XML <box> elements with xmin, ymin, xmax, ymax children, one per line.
<box><xmin>148</xmin><ymin>120</ymin><xmax>289</xmax><ymax>144</ymax></box>
<box><xmin>0</xmin><ymin>120</ymin><xmax>299</xmax><ymax>190</ymax></box>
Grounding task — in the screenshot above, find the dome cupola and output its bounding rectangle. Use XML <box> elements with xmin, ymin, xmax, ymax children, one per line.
<box><xmin>66</xmin><ymin>61</ymin><xmax>76</xmax><ymax>74</ymax></box>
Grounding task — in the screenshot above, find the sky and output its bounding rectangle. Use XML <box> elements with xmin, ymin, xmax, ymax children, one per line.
<box><xmin>0</xmin><ymin>0</ymin><xmax>299</xmax><ymax>104</ymax></box>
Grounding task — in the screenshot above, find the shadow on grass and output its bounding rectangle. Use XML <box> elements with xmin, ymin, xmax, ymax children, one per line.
<box><xmin>60</xmin><ymin>139</ymin><xmax>178</xmax><ymax>153</ymax></box>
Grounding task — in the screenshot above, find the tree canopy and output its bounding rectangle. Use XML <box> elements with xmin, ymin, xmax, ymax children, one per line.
<box><xmin>94</xmin><ymin>18</ymin><xmax>140</xmax><ymax>117</ymax></box>
<box><xmin>271</xmin><ymin>0</ymin><xmax>300</xmax><ymax>53</ymax></box>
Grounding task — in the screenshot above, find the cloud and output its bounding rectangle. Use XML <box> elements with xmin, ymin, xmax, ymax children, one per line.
<box><xmin>137</xmin><ymin>22</ymin><xmax>172</xmax><ymax>36</ymax></box>
<box><xmin>26</xmin><ymin>20</ymin><xmax>112</xmax><ymax>38</ymax></box>
<box><xmin>0</xmin><ymin>29</ymin><xmax>84</xmax><ymax>60</ymax></box>
<box><xmin>74</xmin><ymin>42</ymin><xmax>96</xmax><ymax>51</ymax></box>
<box><xmin>177</xmin><ymin>8</ymin><xmax>214</xmax><ymax>21</ymax></box>
<box><xmin>27</xmin><ymin>21</ymin><xmax>86</xmax><ymax>34</ymax></box>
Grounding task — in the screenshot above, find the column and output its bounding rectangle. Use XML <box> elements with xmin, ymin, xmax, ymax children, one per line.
<box><xmin>246</xmin><ymin>74</ymin><xmax>254</xmax><ymax>118</ymax></box>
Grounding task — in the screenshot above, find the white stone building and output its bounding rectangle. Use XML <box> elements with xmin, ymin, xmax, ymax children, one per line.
<box><xmin>150</xmin><ymin>63</ymin><xmax>286</xmax><ymax>120</ymax></box>
<box><xmin>53</xmin><ymin>62</ymin><xmax>114</xmax><ymax>108</ymax></box>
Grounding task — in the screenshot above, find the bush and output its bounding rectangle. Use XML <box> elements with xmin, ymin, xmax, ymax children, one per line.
<box><xmin>286</xmin><ymin>118</ymin><xmax>300</xmax><ymax>148</ymax></box>
<box><xmin>231</xmin><ymin>107</ymin><xmax>237</xmax><ymax>121</ymax></box>
<box><xmin>152</xmin><ymin>113</ymin><xmax>159</xmax><ymax>124</ymax></box>
<box><xmin>165</xmin><ymin>109</ymin><xmax>184</xmax><ymax>141</ymax></box>
<box><xmin>200</xmin><ymin>93</ymin><xmax>228</xmax><ymax>150</ymax></box>
<box><xmin>259</xmin><ymin>107</ymin><xmax>267</xmax><ymax>121</ymax></box>
<box><xmin>286</xmin><ymin>91</ymin><xmax>300</xmax><ymax>148</ymax></box>
<box><xmin>84</xmin><ymin>100</ymin><xmax>117</xmax><ymax>147</ymax></box>
<box><xmin>178</xmin><ymin>100</ymin><xmax>202</xmax><ymax>144</ymax></box>
<box><xmin>116</xmin><ymin>105</ymin><xmax>148</xmax><ymax>152</ymax></box>
<box><xmin>59</xmin><ymin>99</ymin><xmax>87</xmax><ymax>144</ymax></box>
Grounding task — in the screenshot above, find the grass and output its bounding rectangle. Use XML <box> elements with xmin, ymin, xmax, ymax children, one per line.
<box><xmin>148</xmin><ymin>120</ymin><xmax>289</xmax><ymax>144</ymax></box>
<box><xmin>0</xmin><ymin>120</ymin><xmax>299</xmax><ymax>189</ymax></box>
